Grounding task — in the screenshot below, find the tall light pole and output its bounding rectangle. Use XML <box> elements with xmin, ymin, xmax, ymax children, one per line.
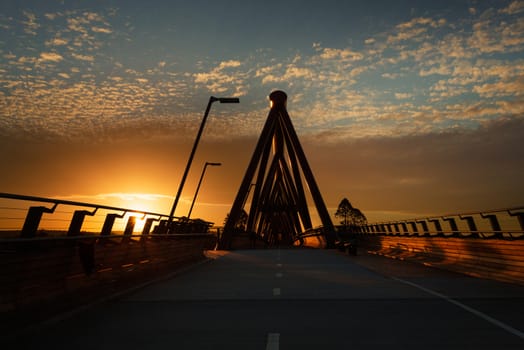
<box><xmin>168</xmin><ymin>96</ymin><xmax>239</xmax><ymax>231</ymax></box>
<box><xmin>187</xmin><ymin>162</ymin><xmax>221</xmax><ymax>219</ymax></box>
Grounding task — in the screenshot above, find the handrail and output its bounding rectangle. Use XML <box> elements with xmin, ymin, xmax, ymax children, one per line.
<box><xmin>368</xmin><ymin>205</ymin><xmax>524</xmax><ymax>226</ymax></box>
<box><xmin>0</xmin><ymin>192</ymin><xmax>169</xmax><ymax>218</ymax></box>
<box><xmin>0</xmin><ymin>192</ymin><xmax>214</xmax><ymax>238</ymax></box>
<box><xmin>355</xmin><ymin>205</ymin><xmax>524</xmax><ymax>239</ymax></box>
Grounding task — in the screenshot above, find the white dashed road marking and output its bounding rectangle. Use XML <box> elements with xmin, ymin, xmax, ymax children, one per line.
<box><xmin>266</xmin><ymin>333</ymin><xmax>280</xmax><ymax>350</ymax></box>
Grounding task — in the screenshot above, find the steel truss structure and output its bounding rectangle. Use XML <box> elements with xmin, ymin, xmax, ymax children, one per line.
<box><xmin>219</xmin><ymin>91</ymin><xmax>335</xmax><ymax>249</ymax></box>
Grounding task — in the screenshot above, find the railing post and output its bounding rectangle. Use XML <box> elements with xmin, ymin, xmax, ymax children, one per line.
<box><xmin>428</xmin><ymin>218</ymin><xmax>443</xmax><ymax>236</ymax></box>
<box><xmin>101</xmin><ymin>213</ymin><xmax>125</xmax><ymax>236</ymax></box>
<box><xmin>408</xmin><ymin>221</ymin><xmax>419</xmax><ymax>236</ymax></box>
<box><xmin>21</xmin><ymin>204</ymin><xmax>58</xmax><ymax>238</ymax></box>
<box><xmin>442</xmin><ymin>217</ymin><xmax>460</xmax><ymax>237</ymax></box>
<box><xmin>480</xmin><ymin>213</ymin><xmax>502</xmax><ymax>238</ymax></box>
<box><xmin>140</xmin><ymin>217</ymin><xmax>159</xmax><ymax>242</ymax></box>
<box><xmin>416</xmin><ymin>220</ymin><xmax>429</xmax><ymax>236</ymax></box>
<box><xmin>392</xmin><ymin>223</ymin><xmax>400</xmax><ymax>235</ymax></box>
<box><xmin>399</xmin><ymin>222</ymin><xmax>408</xmax><ymax>235</ymax></box>
<box><xmin>153</xmin><ymin>219</ymin><xmax>169</xmax><ymax>234</ymax></box>
<box><xmin>122</xmin><ymin>216</ymin><xmax>136</xmax><ymax>243</ymax></box>
<box><xmin>508</xmin><ymin>211</ymin><xmax>524</xmax><ymax>235</ymax></box>
<box><xmin>67</xmin><ymin>208</ymin><xmax>98</xmax><ymax>236</ymax></box>
<box><xmin>459</xmin><ymin>215</ymin><xmax>478</xmax><ymax>237</ymax></box>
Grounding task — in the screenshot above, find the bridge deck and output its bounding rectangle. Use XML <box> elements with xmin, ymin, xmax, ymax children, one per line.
<box><xmin>6</xmin><ymin>249</ymin><xmax>524</xmax><ymax>349</ymax></box>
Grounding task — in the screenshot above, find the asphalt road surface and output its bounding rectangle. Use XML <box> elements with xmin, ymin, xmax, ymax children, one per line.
<box><xmin>6</xmin><ymin>249</ymin><xmax>524</xmax><ymax>349</ymax></box>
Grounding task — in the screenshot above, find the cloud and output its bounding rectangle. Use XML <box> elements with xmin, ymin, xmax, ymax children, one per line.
<box><xmin>467</xmin><ymin>10</ymin><xmax>524</xmax><ymax>53</ymax></box>
<box><xmin>71</xmin><ymin>53</ymin><xmax>95</xmax><ymax>62</ymax></box>
<box><xmin>383</xmin><ymin>16</ymin><xmax>450</xmax><ymax>55</ymax></box>
<box><xmin>396</xmin><ymin>17</ymin><xmax>446</xmax><ymax>30</ymax></box>
<box><xmin>67</xmin><ymin>17</ymin><xmax>88</xmax><ymax>33</ymax></box>
<box><xmin>45</xmin><ymin>37</ymin><xmax>69</xmax><ymax>46</ymax></box>
<box><xmin>193</xmin><ymin>60</ymin><xmax>248</xmax><ymax>95</ymax></box>
<box><xmin>218</xmin><ymin>60</ymin><xmax>241</xmax><ymax>69</ymax></box>
<box><xmin>91</xmin><ymin>26</ymin><xmax>112</xmax><ymax>34</ymax></box>
<box><xmin>473</xmin><ymin>79</ymin><xmax>524</xmax><ymax>98</ymax></box>
<box><xmin>386</xmin><ymin>17</ymin><xmax>447</xmax><ymax>44</ymax></box>
<box><xmin>22</xmin><ymin>11</ymin><xmax>39</xmax><ymax>35</ymax></box>
<box><xmin>44</xmin><ymin>13</ymin><xmax>58</xmax><ymax>20</ymax></box>
<box><xmin>499</xmin><ymin>1</ymin><xmax>524</xmax><ymax>15</ymax></box>
<box><xmin>1</xmin><ymin>2</ymin><xmax>523</xmax><ymax>147</ymax></box>
<box><xmin>382</xmin><ymin>73</ymin><xmax>402</xmax><ymax>79</ymax></box>
<box><xmin>419</xmin><ymin>62</ymin><xmax>452</xmax><ymax>76</ymax></box>
<box><xmin>317</xmin><ymin>47</ymin><xmax>364</xmax><ymax>61</ymax></box>
<box><xmin>261</xmin><ymin>64</ymin><xmax>314</xmax><ymax>84</ymax></box>
<box><xmin>39</xmin><ymin>52</ymin><xmax>64</xmax><ymax>62</ymax></box>
<box><xmin>389</xmin><ymin>27</ymin><xmax>428</xmax><ymax>43</ymax></box>
<box><xmin>395</xmin><ymin>93</ymin><xmax>412</xmax><ymax>100</ymax></box>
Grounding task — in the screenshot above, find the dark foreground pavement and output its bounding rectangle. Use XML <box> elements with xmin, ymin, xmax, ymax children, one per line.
<box><xmin>4</xmin><ymin>249</ymin><xmax>524</xmax><ymax>349</ymax></box>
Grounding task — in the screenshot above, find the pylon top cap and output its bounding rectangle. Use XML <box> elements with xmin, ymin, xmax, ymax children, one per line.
<box><xmin>269</xmin><ymin>90</ymin><xmax>287</xmax><ymax>109</ymax></box>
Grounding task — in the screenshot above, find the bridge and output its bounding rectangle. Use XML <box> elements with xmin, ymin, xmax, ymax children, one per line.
<box><xmin>1</xmin><ymin>91</ymin><xmax>524</xmax><ymax>348</ymax></box>
<box><xmin>1</xmin><ymin>195</ymin><xmax>524</xmax><ymax>349</ymax></box>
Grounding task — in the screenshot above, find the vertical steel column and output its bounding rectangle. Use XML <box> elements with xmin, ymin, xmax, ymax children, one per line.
<box><xmin>141</xmin><ymin>217</ymin><xmax>159</xmax><ymax>241</ymax></box>
<box><xmin>459</xmin><ymin>215</ymin><xmax>478</xmax><ymax>237</ymax></box>
<box><xmin>21</xmin><ymin>204</ymin><xmax>58</xmax><ymax>238</ymax></box>
<box><xmin>508</xmin><ymin>211</ymin><xmax>524</xmax><ymax>232</ymax></box>
<box><xmin>428</xmin><ymin>218</ymin><xmax>443</xmax><ymax>236</ymax></box>
<box><xmin>122</xmin><ymin>216</ymin><xmax>136</xmax><ymax>243</ymax></box>
<box><xmin>101</xmin><ymin>212</ymin><xmax>125</xmax><ymax>236</ymax></box>
<box><xmin>408</xmin><ymin>221</ymin><xmax>419</xmax><ymax>236</ymax></box>
<box><xmin>480</xmin><ymin>213</ymin><xmax>502</xmax><ymax>238</ymax></box>
<box><xmin>442</xmin><ymin>217</ymin><xmax>460</xmax><ymax>237</ymax></box>
<box><xmin>67</xmin><ymin>208</ymin><xmax>98</xmax><ymax>236</ymax></box>
<box><xmin>416</xmin><ymin>220</ymin><xmax>430</xmax><ymax>236</ymax></box>
<box><xmin>399</xmin><ymin>222</ymin><xmax>408</xmax><ymax>235</ymax></box>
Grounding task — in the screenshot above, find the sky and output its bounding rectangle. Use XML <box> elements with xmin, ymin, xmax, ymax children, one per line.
<box><xmin>1</xmin><ymin>0</ymin><xmax>523</xmax><ymax>227</ymax></box>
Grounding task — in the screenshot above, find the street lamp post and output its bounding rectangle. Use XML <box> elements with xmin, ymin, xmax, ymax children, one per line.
<box><xmin>187</xmin><ymin>162</ymin><xmax>222</xmax><ymax>219</ymax></box>
<box><xmin>167</xmin><ymin>96</ymin><xmax>239</xmax><ymax>231</ymax></box>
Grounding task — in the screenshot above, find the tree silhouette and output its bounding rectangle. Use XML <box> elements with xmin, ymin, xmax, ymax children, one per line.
<box><xmin>335</xmin><ymin>198</ymin><xmax>367</xmax><ymax>230</ymax></box>
<box><xmin>223</xmin><ymin>209</ymin><xmax>248</xmax><ymax>231</ymax></box>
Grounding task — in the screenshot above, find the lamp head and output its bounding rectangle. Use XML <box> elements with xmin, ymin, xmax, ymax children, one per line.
<box><xmin>217</xmin><ymin>97</ymin><xmax>239</xmax><ymax>103</ymax></box>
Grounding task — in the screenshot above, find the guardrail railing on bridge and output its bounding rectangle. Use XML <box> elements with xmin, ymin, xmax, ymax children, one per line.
<box><xmin>0</xmin><ymin>192</ymin><xmax>215</xmax><ymax>238</ymax></box>
<box><xmin>0</xmin><ymin>193</ymin><xmax>217</xmax><ymax>333</ymax></box>
<box><xmin>357</xmin><ymin>206</ymin><xmax>524</xmax><ymax>239</ymax></box>
<box><xmin>349</xmin><ymin>206</ymin><xmax>524</xmax><ymax>286</ymax></box>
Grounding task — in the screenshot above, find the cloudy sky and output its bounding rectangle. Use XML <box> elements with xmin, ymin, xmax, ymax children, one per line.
<box><xmin>1</xmin><ymin>0</ymin><xmax>523</xmax><ymax>226</ymax></box>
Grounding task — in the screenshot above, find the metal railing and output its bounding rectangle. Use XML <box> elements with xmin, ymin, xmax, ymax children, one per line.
<box><xmin>356</xmin><ymin>206</ymin><xmax>524</xmax><ymax>239</ymax></box>
<box><xmin>0</xmin><ymin>192</ymin><xmax>214</xmax><ymax>240</ymax></box>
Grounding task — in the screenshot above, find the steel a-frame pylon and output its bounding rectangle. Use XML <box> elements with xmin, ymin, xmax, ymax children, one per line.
<box><xmin>218</xmin><ymin>91</ymin><xmax>336</xmax><ymax>249</ymax></box>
